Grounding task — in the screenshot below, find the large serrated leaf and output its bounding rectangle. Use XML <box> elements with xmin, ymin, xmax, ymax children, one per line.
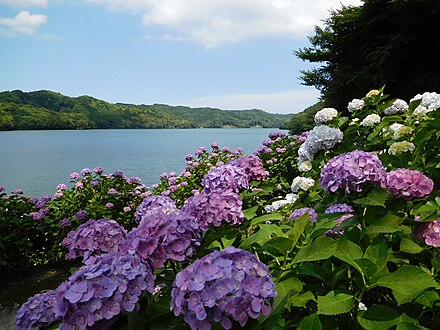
<box><xmin>275</xmin><ymin>277</ymin><xmax>303</xmax><ymax>306</ymax></box>
<box><xmin>243</xmin><ymin>205</ymin><xmax>258</xmax><ymax>220</ymax></box>
<box><xmin>400</xmin><ymin>238</ymin><xmax>423</xmax><ymax>254</ymax></box>
<box><xmin>317</xmin><ymin>291</ymin><xmax>354</xmax><ymax>315</ymax></box>
<box><xmin>353</xmin><ymin>189</ymin><xmax>390</xmax><ymax>207</ymax></box>
<box><xmin>264</xmin><ymin>236</ymin><xmax>293</xmax><ymax>255</ymax></box>
<box><xmin>287</xmin><ymin>213</ymin><xmax>311</xmax><ymax>247</ymax></box>
<box><xmin>357</xmin><ymin>305</ymin><xmax>400</xmax><ymax>330</ymax></box>
<box><xmin>333</xmin><ymin>236</ymin><xmax>363</xmax><ymax>271</ymax></box>
<box><xmin>364</xmin><ymin>237</ymin><xmax>388</xmax><ymax>273</ymax></box>
<box><xmin>292</xmin><ymin>236</ymin><xmax>337</xmax><ymax>264</ymax></box>
<box><xmin>298</xmin><ymin>313</ymin><xmax>322</xmax><ymax>330</ymax></box>
<box><xmin>288</xmin><ymin>291</ymin><xmax>316</xmax><ymax>308</ymax></box>
<box><xmin>377</xmin><ymin>265</ymin><xmax>438</xmax><ymax>305</ymax></box>
<box><xmin>365</xmin><ymin>215</ymin><xmax>402</xmax><ymax>235</ymax></box>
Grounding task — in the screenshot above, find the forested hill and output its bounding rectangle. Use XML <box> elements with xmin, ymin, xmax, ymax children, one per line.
<box><xmin>0</xmin><ymin>90</ymin><xmax>293</xmax><ymax>130</ymax></box>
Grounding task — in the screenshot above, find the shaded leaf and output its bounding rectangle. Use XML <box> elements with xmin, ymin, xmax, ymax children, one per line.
<box><xmin>357</xmin><ymin>305</ymin><xmax>400</xmax><ymax>330</ymax></box>
<box><xmin>298</xmin><ymin>313</ymin><xmax>322</xmax><ymax>330</ymax></box>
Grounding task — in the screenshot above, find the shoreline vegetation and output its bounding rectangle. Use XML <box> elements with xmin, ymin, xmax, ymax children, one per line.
<box><xmin>0</xmin><ymin>90</ymin><xmax>293</xmax><ymax>131</ymax></box>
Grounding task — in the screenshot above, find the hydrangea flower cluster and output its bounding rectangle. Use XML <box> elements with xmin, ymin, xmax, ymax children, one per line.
<box><xmin>264</xmin><ymin>193</ymin><xmax>298</xmax><ymax>213</ymax></box>
<box><xmin>55</xmin><ymin>253</ymin><xmax>155</xmax><ymax>329</ymax></box>
<box><xmin>411</xmin><ymin>92</ymin><xmax>440</xmax><ymax>118</ymax></box>
<box><xmin>385</xmin><ymin>168</ymin><xmax>433</xmax><ymax>200</ymax></box>
<box><xmin>135</xmin><ymin>195</ymin><xmax>178</xmax><ymax>223</ymax></box>
<box><xmin>320</xmin><ymin>150</ymin><xmax>387</xmax><ymax>193</ymax></box>
<box><xmin>324</xmin><ymin>203</ymin><xmax>354</xmax><ymax>236</ymax></box>
<box><xmin>314</xmin><ymin>107</ymin><xmax>338</xmax><ymax>124</ymax></box>
<box><xmin>413</xmin><ymin>220</ymin><xmax>440</xmax><ymax>247</ymax></box>
<box><xmin>383</xmin><ymin>99</ymin><xmax>409</xmax><ymax>115</ymax></box>
<box><xmin>325</xmin><ymin>203</ymin><xmax>354</xmax><ymax>214</ymax></box>
<box><xmin>390</xmin><ymin>125</ymin><xmax>412</xmax><ymax>140</ymax></box>
<box><xmin>298</xmin><ymin>125</ymin><xmax>343</xmax><ymax>161</ymax></box>
<box><xmin>15</xmin><ymin>290</ymin><xmax>61</xmax><ymax>330</ymax></box>
<box><xmin>298</xmin><ymin>160</ymin><xmax>312</xmax><ymax>172</ymax></box>
<box><xmin>347</xmin><ymin>98</ymin><xmax>365</xmax><ymax>112</ymax></box>
<box><xmin>122</xmin><ymin>211</ymin><xmax>201</xmax><ymax>269</ymax></box>
<box><xmin>388</xmin><ymin>141</ymin><xmax>415</xmax><ymax>155</ymax></box>
<box><xmin>228</xmin><ymin>155</ymin><xmax>268</xmax><ymax>181</ymax></box>
<box><xmin>291</xmin><ymin>176</ymin><xmax>315</xmax><ymax>193</ymax></box>
<box><xmin>182</xmin><ymin>189</ymin><xmax>244</xmax><ymax>231</ymax></box>
<box><xmin>62</xmin><ymin>218</ymin><xmax>127</xmax><ymax>261</ymax></box>
<box><xmin>289</xmin><ymin>207</ymin><xmax>318</xmax><ymax>222</ymax></box>
<box><xmin>171</xmin><ymin>246</ymin><xmax>276</xmax><ymax>330</ymax></box>
<box><xmin>202</xmin><ymin>164</ymin><xmax>249</xmax><ymax>193</ymax></box>
<box><xmin>360</xmin><ymin>114</ymin><xmax>381</xmax><ymax>127</ymax></box>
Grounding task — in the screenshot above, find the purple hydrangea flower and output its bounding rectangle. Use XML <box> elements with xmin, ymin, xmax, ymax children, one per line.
<box><xmin>202</xmin><ymin>164</ymin><xmax>249</xmax><ymax>193</ymax></box>
<box><xmin>414</xmin><ymin>220</ymin><xmax>440</xmax><ymax>247</ymax></box>
<box><xmin>211</xmin><ymin>142</ymin><xmax>220</xmax><ymax>149</ymax></box>
<box><xmin>90</xmin><ymin>180</ymin><xmax>99</xmax><ymax>187</ymax></box>
<box><xmin>121</xmin><ymin>212</ymin><xmax>200</xmax><ymax>269</ymax></box>
<box><xmin>62</xmin><ymin>218</ymin><xmax>127</xmax><ymax>260</ymax></box>
<box><xmin>320</xmin><ymin>150</ymin><xmax>387</xmax><ymax>193</ymax></box>
<box><xmin>324</xmin><ymin>204</ymin><xmax>354</xmax><ymax>237</ymax></box>
<box><xmin>70</xmin><ymin>172</ymin><xmax>80</xmax><ymax>180</ymax></box>
<box><xmin>182</xmin><ymin>189</ymin><xmax>244</xmax><ymax>232</ymax></box>
<box><xmin>112</xmin><ymin>170</ymin><xmax>124</xmax><ymax>177</ymax></box>
<box><xmin>80</xmin><ymin>168</ymin><xmax>92</xmax><ymax>176</ymax></box>
<box><xmin>60</xmin><ymin>218</ymin><xmax>71</xmax><ymax>228</ymax></box>
<box><xmin>31</xmin><ymin>211</ymin><xmax>47</xmax><ymax>221</ymax></box>
<box><xmin>75</xmin><ymin>210</ymin><xmax>88</xmax><ymax>221</ymax></box>
<box><xmin>289</xmin><ymin>208</ymin><xmax>318</xmax><ymax>222</ymax></box>
<box><xmin>57</xmin><ymin>183</ymin><xmax>68</xmax><ymax>191</ymax></box>
<box><xmin>36</xmin><ymin>194</ymin><xmax>51</xmax><ymax>208</ymax></box>
<box><xmin>15</xmin><ymin>290</ymin><xmax>62</xmax><ymax>330</ymax></box>
<box><xmin>171</xmin><ymin>246</ymin><xmax>276</xmax><ymax>330</ymax></box>
<box><xmin>268</xmin><ymin>131</ymin><xmax>287</xmax><ymax>139</ymax></box>
<box><xmin>105</xmin><ymin>202</ymin><xmax>114</xmax><ymax>208</ymax></box>
<box><xmin>325</xmin><ymin>203</ymin><xmax>354</xmax><ymax>214</ymax></box>
<box><xmin>55</xmin><ymin>253</ymin><xmax>155</xmax><ymax>329</ymax></box>
<box><xmin>228</xmin><ymin>155</ymin><xmax>269</xmax><ymax>181</ymax></box>
<box><xmin>11</xmin><ymin>188</ymin><xmax>23</xmax><ymax>195</ymax></box>
<box><xmin>0</xmin><ymin>185</ymin><xmax>5</xmax><ymax>192</ymax></box>
<box><xmin>93</xmin><ymin>166</ymin><xmax>104</xmax><ymax>174</ymax></box>
<box><xmin>385</xmin><ymin>168</ymin><xmax>434</xmax><ymax>200</ymax></box>
<box><xmin>135</xmin><ymin>195</ymin><xmax>179</xmax><ymax>223</ymax></box>
<box><xmin>185</xmin><ymin>154</ymin><xmax>193</xmax><ymax>161</ymax></box>
<box><xmin>107</xmin><ymin>188</ymin><xmax>118</xmax><ymax>195</ymax></box>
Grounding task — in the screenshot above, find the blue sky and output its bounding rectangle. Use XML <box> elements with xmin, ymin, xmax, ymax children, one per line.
<box><xmin>0</xmin><ymin>0</ymin><xmax>361</xmax><ymax>114</ymax></box>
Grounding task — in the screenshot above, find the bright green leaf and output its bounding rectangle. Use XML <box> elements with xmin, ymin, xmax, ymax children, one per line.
<box><xmin>366</xmin><ymin>215</ymin><xmax>402</xmax><ymax>235</ymax></box>
<box><xmin>287</xmin><ymin>212</ymin><xmax>312</xmax><ymax>247</ymax></box>
<box><xmin>396</xmin><ymin>323</ymin><xmax>429</xmax><ymax>330</ymax></box>
<box><xmin>333</xmin><ymin>236</ymin><xmax>363</xmax><ymax>271</ymax></box>
<box><xmin>400</xmin><ymin>238</ymin><xmax>423</xmax><ymax>254</ymax></box>
<box><xmin>414</xmin><ymin>291</ymin><xmax>440</xmax><ymax>308</ymax></box>
<box><xmin>317</xmin><ymin>291</ymin><xmax>354</xmax><ymax>315</ymax></box>
<box><xmin>353</xmin><ymin>189</ymin><xmax>390</xmax><ymax>207</ymax></box>
<box><xmin>243</xmin><ymin>205</ymin><xmax>258</xmax><ymax>220</ymax></box>
<box><xmin>377</xmin><ymin>265</ymin><xmax>438</xmax><ymax>305</ymax></box>
<box><xmin>275</xmin><ymin>277</ymin><xmax>303</xmax><ymax>307</ymax></box>
<box><xmin>251</xmin><ymin>213</ymin><xmax>283</xmax><ymax>225</ymax></box>
<box><xmin>364</xmin><ymin>237</ymin><xmax>388</xmax><ymax>272</ymax></box>
<box><xmin>292</xmin><ymin>236</ymin><xmax>337</xmax><ymax>264</ymax></box>
<box><xmin>288</xmin><ymin>291</ymin><xmax>316</xmax><ymax>308</ymax></box>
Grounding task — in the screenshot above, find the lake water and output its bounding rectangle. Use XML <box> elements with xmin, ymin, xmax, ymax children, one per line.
<box><xmin>0</xmin><ymin>128</ymin><xmax>281</xmax><ymax>197</ymax></box>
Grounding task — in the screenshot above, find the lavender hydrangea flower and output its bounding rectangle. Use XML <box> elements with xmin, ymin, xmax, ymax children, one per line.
<box><xmin>324</xmin><ymin>204</ymin><xmax>354</xmax><ymax>236</ymax></box>
<box><xmin>414</xmin><ymin>220</ymin><xmax>440</xmax><ymax>247</ymax></box>
<box><xmin>55</xmin><ymin>253</ymin><xmax>155</xmax><ymax>329</ymax></box>
<box><xmin>182</xmin><ymin>189</ymin><xmax>244</xmax><ymax>232</ymax></box>
<box><xmin>385</xmin><ymin>168</ymin><xmax>434</xmax><ymax>200</ymax></box>
<box><xmin>268</xmin><ymin>131</ymin><xmax>287</xmax><ymax>139</ymax></box>
<box><xmin>228</xmin><ymin>155</ymin><xmax>269</xmax><ymax>181</ymax></box>
<box><xmin>62</xmin><ymin>219</ymin><xmax>127</xmax><ymax>260</ymax></box>
<box><xmin>107</xmin><ymin>188</ymin><xmax>118</xmax><ymax>195</ymax></box>
<box><xmin>202</xmin><ymin>164</ymin><xmax>249</xmax><ymax>193</ymax></box>
<box><xmin>36</xmin><ymin>194</ymin><xmax>51</xmax><ymax>208</ymax></box>
<box><xmin>0</xmin><ymin>185</ymin><xmax>5</xmax><ymax>192</ymax></box>
<box><xmin>93</xmin><ymin>166</ymin><xmax>104</xmax><ymax>174</ymax></box>
<box><xmin>121</xmin><ymin>212</ymin><xmax>200</xmax><ymax>269</ymax></box>
<box><xmin>70</xmin><ymin>172</ymin><xmax>80</xmax><ymax>180</ymax></box>
<box><xmin>320</xmin><ymin>150</ymin><xmax>387</xmax><ymax>193</ymax></box>
<box><xmin>60</xmin><ymin>218</ymin><xmax>71</xmax><ymax>228</ymax></box>
<box><xmin>298</xmin><ymin>125</ymin><xmax>343</xmax><ymax>161</ymax></box>
<box><xmin>80</xmin><ymin>168</ymin><xmax>92</xmax><ymax>176</ymax></box>
<box><xmin>135</xmin><ymin>195</ymin><xmax>179</xmax><ymax>223</ymax></box>
<box><xmin>171</xmin><ymin>246</ymin><xmax>276</xmax><ymax>330</ymax></box>
<box><xmin>57</xmin><ymin>183</ymin><xmax>68</xmax><ymax>191</ymax></box>
<box><xmin>75</xmin><ymin>210</ymin><xmax>88</xmax><ymax>221</ymax></box>
<box><xmin>325</xmin><ymin>203</ymin><xmax>354</xmax><ymax>214</ymax></box>
<box><xmin>15</xmin><ymin>290</ymin><xmax>62</xmax><ymax>330</ymax></box>
<box><xmin>11</xmin><ymin>188</ymin><xmax>23</xmax><ymax>195</ymax></box>
<box><xmin>289</xmin><ymin>208</ymin><xmax>318</xmax><ymax>222</ymax></box>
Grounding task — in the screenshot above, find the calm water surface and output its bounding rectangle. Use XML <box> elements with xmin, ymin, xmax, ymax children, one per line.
<box><xmin>0</xmin><ymin>128</ymin><xmax>280</xmax><ymax>197</ymax></box>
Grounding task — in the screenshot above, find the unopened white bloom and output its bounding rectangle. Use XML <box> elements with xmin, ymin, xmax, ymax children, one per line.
<box><xmin>366</xmin><ymin>89</ymin><xmax>382</xmax><ymax>97</ymax></box>
<box><xmin>384</xmin><ymin>99</ymin><xmax>409</xmax><ymax>115</ymax></box>
<box><xmin>388</xmin><ymin>141</ymin><xmax>415</xmax><ymax>155</ymax></box>
<box><xmin>361</xmin><ymin>114</ymin><xmax>381</xmax><ymax>127</ymax></box>
<box><xmin>314</xmin><ymin>107</ymin><xmax>338</xmax><ymax>124</ymax></box>
<box><xmin>347</xmin><ymin>99</ymin><xmax>365</xmax><ymax>112</ymax></box>
<box><xmin>358</xmin><ymin>302</ymin><xmax>368</xmax><ymax>311</ymax></box>
<box><xmin>298</xmin><ymin>160</ymin><xmax>312</xmax><ymax>172</ymax></box>
<box><xmin>393</xmin><ymin>126</ymin><xmax>413</xmax><ymax>139</ymax></box>
<box><xmin>291</xmin><ymin>176</ymin><xmax>315</xmax><ymax>193</ymax></box>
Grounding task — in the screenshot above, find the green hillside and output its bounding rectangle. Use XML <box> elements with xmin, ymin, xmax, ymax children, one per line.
<box><xmin>0</xmin><ymin>90</ymin><xmax>293</xmax><ymax>130</ymax></box>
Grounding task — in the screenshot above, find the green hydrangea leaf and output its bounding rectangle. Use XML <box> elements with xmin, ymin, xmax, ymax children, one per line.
<box><xmin>317</xmin><ymin>291</ymin><xmax>354</xmax><ymax>315</ymax></box>
<box><xmin>400</xmin><ymin>238</ymin><xmax>423</xmax><ymax>254</ymax></box>
<box><xmin>357</xmin><ymin>305</ymin><xmax>400</xmax><ymax>330</ymax></box>
<box><xmin>298</xmin><ymin>313</ymin><xmax>322</xmax><ymax>330</ymax></box>
<box><xmin>292</xmin><ymin>236</ymin><xmax>337</xmax><ymax>264</ymax></box>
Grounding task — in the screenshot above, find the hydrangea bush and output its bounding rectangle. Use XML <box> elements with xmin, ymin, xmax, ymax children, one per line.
<box><xmin>8</xmin><ymin>87</ymin><xmax>440</xmax><ymax>329</ymax></box>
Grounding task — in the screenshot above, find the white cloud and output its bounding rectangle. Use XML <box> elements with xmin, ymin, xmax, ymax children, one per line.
<box><xmin>0</xmin><ymin>11</ymin><xmax>47</xmax><ymax>35</ymax></box>
<box><xmin>184</xmin><ymin>88</ymin><xmax>321</xmax><ymax>114</ymax></box>
<box><xmin>86</xmin><ymin>0</ymin><xmax>362</xmax><ymax>47</ymax></box>
<box><xmin>0</xmin><ymin>0</ymin><xmax>48</xmax><ymax>7</ymax></box>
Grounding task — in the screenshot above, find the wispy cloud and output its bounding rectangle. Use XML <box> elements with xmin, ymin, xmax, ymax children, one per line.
<box><xmin>0</xmin><ymin>10</ymin><xmax>47</xmax><ymax>36</ymax></box>
<box><xmin>0</xmin><ymin>0</ymin><xmax>48</xmax><ymax>7</ymax></box>
<box><xmin>185</xmin><ymin>88</ymin><xmax>321</xmax><ymax>114</ymax></box>
<box><xmin>86</xmin><ymin>0</ymin><xmax>362</xmax><ymax>48</ymax></box>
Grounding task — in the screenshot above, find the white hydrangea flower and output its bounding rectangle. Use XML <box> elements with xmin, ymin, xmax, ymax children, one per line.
<box><xmin>347</xmin><ymin>99</ymin><xmax>365</xmax><ymax>112</ymax></box>
<box><xmin>358</xmin><ymin>302</ymin><xmax>368</xmax><ymax>311</ymax></box>
<box><xmin>383</xmin><ymin>99</ymin><xmax>409</xmax><ymax>115</ymax></box>
<box><xmin>291</xmin><ymin>176</ymin><xmax>315</xmax><ymax>193</ymax></box>
<box><xmin>297</xmin><ymin>125</ymin><xmax>343</xmax><ymax>161</ymax></box>
<box><xmin>389</xmin><ymin>123</ymin><xmax>404</xmax><ymax>133</ymax></box>
<box><xmin>361</xmin><ymin>114</ymin><xmax>381</xmax><ymax>127</ymax></box>
<box><xmin>411</xmin><ymin>92</ymin><xmax>440</xmax><ymax>119</ymax></box>
<box><xmin>366</xmin><ymin>89</ymin><xmax>382</xmax><ymax>97</ymax></box>
<box><xmin>264</xmin><ymin>193</ymin><xmax>299</xmax><ymax>212</ymax></box>
<box><xmin>314</xmin><ymin>107</ymin><xmax>338</xmax><ymax>124</ymax></box>
<box><xmin>393</xmin><ymin>126</ymin><xmax>413</xmax><ymax>140</ymax></box>
<box><xmin>298</xmin><ymin>160</ymin><xmax>312</xmax><ymax>172</ymax></box>
<box><xmin>388</xmin><ymin>141</ymin><xmax>415</xmax><ymax>155</ymax></box>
